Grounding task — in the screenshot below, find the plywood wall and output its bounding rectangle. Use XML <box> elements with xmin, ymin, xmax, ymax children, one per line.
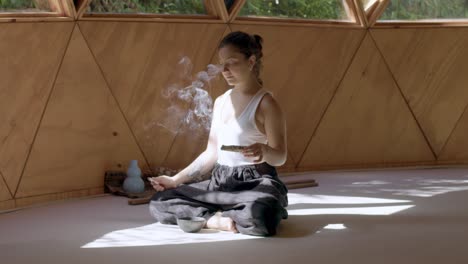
<box><xmin>0</xmin><ymin>22</ymin><xmax>74</xmax><ymax>198</ymax></box>
<box><xmin>79</xmin><ymin>22</ymin><xmax>229</xmax><ymax>170</ymax></box>
<box><xmin>298</xmin><ymin>33</ymin><xmax>434</xmax><ymax>169</ymax></box>
<box><xmin>15</xmin><ymin>25</ymin><xmax>150</xmax><ymax>198</ymax></box>
<box><xmin>230</xmin><ymin>25</ymin><xmax>366</xmax><ymax>170</ymax></box>
<box><xmin>371</xmin><ymin>28</ymin><xmax>468</xmax><ymax>157</ymax></box>
<box><xmin>1</xmin><ymin>19</ymin><xmax>468</xmax><ymax>210</ymax></box>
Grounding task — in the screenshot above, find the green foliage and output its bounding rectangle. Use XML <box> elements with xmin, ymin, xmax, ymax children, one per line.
<box><xmin>239</xmin><ymin>0</ymin><xmax>347</xmax><ymax>20</ymax></box>
<box><xmin>0</xmin><ymin>0</ymin><xmax>50</xmax><ymax>11</ymax></box>
<box><xmin>1</xmin><ymin>0</ymin><xmax>467</xmax><ymax>20</ymax></box>
<box><xmin>88</xmin><ymin>0</ymin><xmax>205</xmax><ymax>14</ymax></box>
<box><xmin>380</xmin><ymin>0</ymin><xmax>468</xmax><ymax>20</ymax></box>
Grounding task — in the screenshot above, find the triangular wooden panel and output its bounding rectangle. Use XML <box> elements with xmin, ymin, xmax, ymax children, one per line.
<box><xmin>0</xmin><ymin>22</ymin><xmax>74</xmax><ymax>196</ymax></box>
<box><xmin>0</xmin><ymin>171</ymin><xmax>12</xmax><ymax>202</ymax></box>
<box><xmin>79</xmin><ymin>22</ymin><xmax>228</xmax><ymax>169</ymax></box>
<box><xmin>371</xmin><ymin>28</ymin><xmax>468</xmax><ymax>157</ymax></box>
<box><xmin>15</xmin><ymin>26</ymin><xmax>149</xmax><ymax>198</ymax></box>
<box><xmin>299</xmin><ymin>33</ymin><xmax>434</xmax><ymax>168</ymax></box>
<box><xmin>439</xmin><ymin>106</ymin><xmax>468</xmax><ymax>161</ymax></box>
<box><xmin>230</xmin><ymin>25</ymin><xmax>366</xmax><ymax>167</ymax></box>
<box><xmin>163</xmin><ymin>27</ymin><xmax>231</xmax><ymax>169</ymax></box>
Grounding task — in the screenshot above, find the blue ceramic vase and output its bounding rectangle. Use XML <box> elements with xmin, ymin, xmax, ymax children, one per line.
<box><xmin>123</xmin><ymin>160</ymin><xmax>144</xmax><ymax>193</ymax></box>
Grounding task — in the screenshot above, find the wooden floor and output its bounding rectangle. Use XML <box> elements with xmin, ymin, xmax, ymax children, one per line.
<box><xmin>1</xmin><ymin>167</ymin><xmax>468</xmax><ymax>264</ymax></box>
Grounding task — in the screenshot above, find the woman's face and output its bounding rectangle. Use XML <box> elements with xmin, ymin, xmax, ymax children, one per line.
<box><xmin>218</xmin><ymin>45</ymin><xmax>254</xmax><ymax>86</ymax></box>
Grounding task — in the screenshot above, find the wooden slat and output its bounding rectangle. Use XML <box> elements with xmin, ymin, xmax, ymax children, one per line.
<box><xmin>228</xmin><ymin>0</ymin><xmax>246</xmax><ymax>22</ymax></box>
<box><xmin>0</xmin><ymin>12</ymin><xmax>59</xmax><ymax>17</ymax></box>
<box><xmin>363</xmin><ymin>0</ymin><xmax>380</xmax><ymax>22</ymax></box>
<box><xmin>231</xmin><ymin>25</ymin><xmax>365</xmax><ymax>169</ymax></box>
<box><xmin>368</xmin><ymin>0</ymin><xmax>390</xmax><ymax>27</ymax></box>
<box><xmin>203</xmin><ymin>0</ymin><xmax>228</xmax><ymax>21</ymax></box>
<box><xmin>212</xmin><ymin>0</ymin><xmax>229</xmax><ymax>22</ymax></box>
<box><xmin>76</xmin><ymin>0</ymin><xmax>90</xmax><ymax>19</ymax></box>
<box><xmin>47</xmin><ymin>0</ymin><xmax>71</xmax><ymax>16</ymax></box>
<box><xmin>343</xmin><ymin>0</ymin><xmax>360</xmax><ymax>25</ymax></box>
<box><xmin>371</xmin><ymin>28</ymin><xmax>468</xmax><ymax>156</ymax></box>
<box><xmin>351</xmin><ymin>0</ymin><xmax>369</xmax><ymax>27</ymax></box>
<box><xmin>298</xmin><ymin>33</ymin><xmax>435</xmax><ymax>168</ymax></box>
<box><xmin>203</xmin><ymin>0</ymin><xmax>217</xmax><ymax>16</ymax></box>
<box><xmin>295</xmin><ymin>160</ymin><xmax>468</xmax><ymax>172</ymax></box>
<box><xmin>0</xmin><ymin>17</ymin><xmax>73</xmax><ymax>22</ymax></box>
<box><xmin>47</xmin><ymin>0</ymin><xmax>62</xmax><ymax>14</ymax></box>
<box><xmin>0</xmin><ymin>199</ymin><xmax>15</xmax><ymax>211</ymax></box>
<box><xmin>82</xmin><ymin>13</ymin><xmax>218</xmax><ymax>19</ymax></box>
<box><xmin>78</xmin><ymin>17</ymin><xmax>223</xmax><ymax>23</ymax></box>
<box><xmin>15</xmin><ymin>187</ymin><xmax>104</xmax><ymax>208</ymax></box>
<box><xmin>15</xmin><ymin>25</ymin><xmax>149</xmax><ymax>198</ymax></box>
<box><xmin>61</xmin><ymin>0</ymin><xmax>77</xmax><ymax>18</ymax></box>
<box><xmin>79</xmin><ymin>22</ymin><xmax>227</xmax><ymax>170</ymax></box>
<box><xmin>0</xmin><ymin>22</ymin><xmax>74</xmax><ymax>196</ymax></box>
<box><xmin>232</xmin><ymin>17</ymin><xmax>362</xmax><ymax>28</ymax></box>
<box><xmin>374</xmin><ymin>21</ymin><xmax>468</xmax><ymax>28</ymax></box>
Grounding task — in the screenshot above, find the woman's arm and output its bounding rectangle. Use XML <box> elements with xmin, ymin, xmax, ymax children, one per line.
<box><xmin>171</xmin><ymin>134</ymin><xmax>218</xmax><ymax>185</ymax></box>
<box><xmin>243</xmin><ymin>94</ymin><xmax>287</xmax><ymax>166</ymax></box>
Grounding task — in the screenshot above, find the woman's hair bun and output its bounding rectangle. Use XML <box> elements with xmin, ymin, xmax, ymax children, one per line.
<box><xmin>253</xmin><ymin>34</ymin><xmax>263</xmax><ymax>50</ymax></box>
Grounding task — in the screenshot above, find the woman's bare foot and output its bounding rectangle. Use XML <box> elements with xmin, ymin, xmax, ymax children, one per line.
<box><xmin>206</xmin><ymin>212</ymin><xmax>238</xmax><ymax>233</ymax></box>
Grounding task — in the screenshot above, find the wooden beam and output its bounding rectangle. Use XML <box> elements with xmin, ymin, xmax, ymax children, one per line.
<box><xmin>213</xmin><ymin>0</ymin><xmax>229</xmax><ymax>22</ymax></box>
<box><xmin>228</xmin><ymin>0</ymin><xmax>246</xmax><ymax>22</ymax></box>
<box><xmin>61</xmin><ymin>0</ymin><xmax>77</xmax><ymax>18</ymax></box>
<box><xmin>364</xmin><ymin>0</ymin><xmax>380</xmax><ymax>21</ymax></box>
<box><xmin>350</xmin><ymin>0</ymin><xmax>369</xmax><ymax>27</ymax></box>
<box><xmin>47</xmin><ymin>0</ymin><xmax>64</xmax><ymax>15</ymax></box>
<box><xmin>76</xmin><ymin>0</ymin><xmax>90</xmax><ymax>19</ymax></box>
<box><xmin>368</xmin><ymin>0</ymin><xmax>390</xmax><ymax>27</ymax></box>
<box><xmin>203</xmin><ymin>0</ymin><xmax>228</xmax><ymax>22</ymax></box>
<box><xmin>203</xmin><ymin>0</ymin><xmax>217</xmax><ymax>16</ymax></box>
<box><xmin>0</xmin><ymin>12</ymin><xmax>60</xmax><ymax>17</ymax></box>
<box><xmin>343</xmin><ymin>0</ymin><xmax>358</xmax><ymax>25</ymax></box>
<box><xmin>80</xmin><ymin>13</ymin><xmax>221</xmax><ymax>23</ymax></box>
<box><xmin>373</xmin><ymin>20</ymin><xmax>468</xmax><ymax>28</ymax></box>
<box><xmin>232</xmin><ymin>17</ymin><xmax>363</xmax><ymax>28</ymax></box>
<box><xmin>47</xmin><ymin>0</ymin><xmax>76</xmax><ymax>18</ymax></box>
<box><xmin>0</xmin><ymin>17</ymin><xmax>73</xmax><ymax>22</ymax></box>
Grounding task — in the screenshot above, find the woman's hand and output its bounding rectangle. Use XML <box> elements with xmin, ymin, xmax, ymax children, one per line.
<box><xmin>149</xmin><ymin>175</ymin><xmax>177</xmax><ymax>192</ymax></box>
<box><xmin>242</xmin><ymin>143</ymin><xmax>267</xmax><ymax>163</ymax></box>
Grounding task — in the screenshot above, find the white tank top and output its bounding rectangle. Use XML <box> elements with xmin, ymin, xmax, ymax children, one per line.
<box><xmin>215</xmin><ymin>88</ymin><xmax>270</xmax><ymax>166</ymax></box>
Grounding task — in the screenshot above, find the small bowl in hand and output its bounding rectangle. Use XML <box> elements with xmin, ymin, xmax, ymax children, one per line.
<box><xmin>177</xmin><ymin>217</ymin><xmax>206</xmax><ymax>233</ymax></box>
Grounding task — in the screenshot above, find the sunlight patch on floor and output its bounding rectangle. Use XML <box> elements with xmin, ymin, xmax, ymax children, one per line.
<box><xmin>82</xmin><ymin>222</ymin><xmax>261</xmax><ymax>248</ymax></box>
